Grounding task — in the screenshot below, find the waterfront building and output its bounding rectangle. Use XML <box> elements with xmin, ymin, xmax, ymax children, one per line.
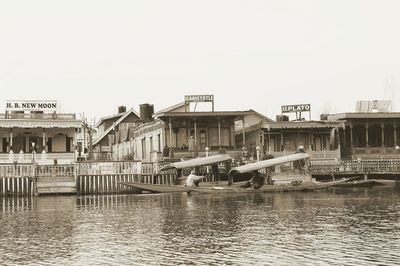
<box><xmin>328</xmin><ymin>112</ymin><xmax>400</xmax><ymax>159</ymax></box>
<box><xmin>92</xmin><ymin>106</ymin><xmax>140</xmax><ymax>160</ymax></box>
<box><xmin>0</xmin><ymin>100</ymin><xmax>81</xmax><ymax>164</ymax></box>
<box><xmin>133</xmin><ymin>101</ymin><xmax>269</xmax><ymax>162</ymax></box>
<box><xmin>239</xmin><ymin>117</ymin><xmax>343</xmax><ymax>161</ymax></box>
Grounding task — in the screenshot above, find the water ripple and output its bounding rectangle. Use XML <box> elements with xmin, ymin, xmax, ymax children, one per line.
<box><xmin>0</xmin><ymin>187</ymin><xmax>399</xmax><ymax>265</ymax></box>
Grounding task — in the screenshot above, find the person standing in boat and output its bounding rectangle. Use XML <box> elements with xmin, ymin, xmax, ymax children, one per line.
<box><xmin>186</xmin><ymin>170</ymin><xmax>204</xmax><ymax>187</ymax></box>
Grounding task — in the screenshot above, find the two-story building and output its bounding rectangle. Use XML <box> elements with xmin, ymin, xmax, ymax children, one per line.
<box><xmin>92</xmin><ymin>106</ymin><xmax>141</xmax><ymax>160</ymax></box>
<box><xmin>133</xmin><ymin>101</ymin><xmax>269</xmax><ymax>162</ymax></box>
<box><xmin>0</xmin><ymin>100</ymin><xmax>81</xmax><ymax>164</ymax></box>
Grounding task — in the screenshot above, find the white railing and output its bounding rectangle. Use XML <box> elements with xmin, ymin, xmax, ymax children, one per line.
<box><xmin>0</xmin><ymin>152</ymin><xmax>75</xmax><ymax>165</ymax></box>
<box><xmin>311</xmin><ymin>159</ymin><xmax>400</xmax><ymax>174</ymax></box>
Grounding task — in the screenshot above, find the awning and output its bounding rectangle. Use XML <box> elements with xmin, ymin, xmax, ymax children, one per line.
<box><xmin>229</xmin><ymin>153</ymin><xmax>310</xmax><ymax>174</ymax></box>
<box><xmin>160</xmin><ymin>154</ymin><xmax>232</xmax><ymax>171</ymax></box>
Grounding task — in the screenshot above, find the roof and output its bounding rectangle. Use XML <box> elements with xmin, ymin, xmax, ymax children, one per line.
<box><xmin>328</xmin><ymin>112</ymin><xmax>400</xmax><ymax>121</ymax></box>
<box><xmin>229</xmin><ymin>153</ymin><xmax>310</xmax><ymax>174</ymax></box>
<box><xmin>154</xmin><ymin>102</ymin><xmax>189</xmax><ymax>117</ymax></box>
<box><xmin>95</xmin><ymin>109</ymin><xmax>140</xmax><ymax>127</ymax></box>
<box><xmin>160</xmin><ymin>154</ymin><xmax>232</xmax><ymax>171</ymax></box>
<box><xmin>261</xmin><ymin>120</ymin><xmax>343</xmax><ymax>130</ymax></box>
<box><xmin>248</xmin><ymin>109</ymin><xmax>273</xmax><ymax>122</ymax></box>
<box><xmin>93</xmin><ymin>108</ymin><xmax>138</xmax><ymax>146</ymax></box>
<box><xmin>155</xmin><ymin>110</ymin><xmax>260</xmax><ymax>119</ymax></box>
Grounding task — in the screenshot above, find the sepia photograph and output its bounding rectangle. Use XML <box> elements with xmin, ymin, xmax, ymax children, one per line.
<box><xmin>0</xmin><ymin>1</ymin><xmax>399</xmax><ymax>265</ymax></box>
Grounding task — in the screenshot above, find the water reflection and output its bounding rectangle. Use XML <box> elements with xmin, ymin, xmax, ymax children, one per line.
<box><xmin>0</xmin><ymin>186</ymin><xmax>399</xmax><ymax>265</ymax></box>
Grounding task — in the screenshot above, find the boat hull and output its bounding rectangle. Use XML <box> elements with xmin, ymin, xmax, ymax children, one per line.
<box><xmin>119</xmin><ymin>179</ymin><xmax>350</xmax><ymax>194</ymax></box>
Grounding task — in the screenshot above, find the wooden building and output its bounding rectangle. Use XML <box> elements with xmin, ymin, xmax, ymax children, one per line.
<box><xmin>328</xmin><ymin>112</ymin><xmax>400</xmax><ymax>159</ymax></box>
<box><xmin>92</xmin><ymin>107</ymin><xmax>140</xmax><ymax>160</ymax></box>
<box><xmin>0</xmin><ymin>100</ymin><xmax>81</xmax><ymax>164</ymax></box>
<box><xmin>240</xmin><ymin>120</ymin><xmax>343</xmax><ymax>161</ymax></box>
<box><xmin>133</xmin><ymin>102</ymin><xmax>268</xmax><ymax>162</ymax></box>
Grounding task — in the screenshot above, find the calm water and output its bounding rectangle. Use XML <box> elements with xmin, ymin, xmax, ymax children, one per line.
<box><xmin>1</xmin><ymin>186</ymin><xmax>399</xmax><ymax>266</ymax></box>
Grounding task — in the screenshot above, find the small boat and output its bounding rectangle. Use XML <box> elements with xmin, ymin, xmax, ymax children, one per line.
<box><xmin>120</xmin><ymin>178</ymin><xmax>351</xmax><ymax>194</ymax></box>
<box><xmin>119</xmin><ymin>152</ymin><xmax>354</xmax><ymax>194</ymax></box>
<box><xmin>333</xmin><ymin>179</ymin><xmax>398</xmax><ymax>188</ymax></box>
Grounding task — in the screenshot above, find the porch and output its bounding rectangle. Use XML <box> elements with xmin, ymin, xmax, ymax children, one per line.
<box><xmin>0</xmin><ymin>151</ymin><xmax>75</xmax><ymax>165</ymax></box>
<box><xmin>350</xmin><ymin>147</ymin><xmax>400</xmax><ymax>159</ymax></box>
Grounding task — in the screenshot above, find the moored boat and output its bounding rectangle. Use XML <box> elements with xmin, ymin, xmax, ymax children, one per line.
<box><xmin>119</xmin><ymin>178</ymin><xmax>351</xmax><ymax>194</ymax></box>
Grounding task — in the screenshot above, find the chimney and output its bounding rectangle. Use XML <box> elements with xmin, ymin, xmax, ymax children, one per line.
<box><xmin>118</xmin><ymin>106</ymin><xmax>127</xmax><ymax>114</ymax></box>
<box><xmin>139</xmin><ymin>103</ymin><xmax>154</xmax><ymax>121</ymax></box>
<box><xmin>276</xmin><ymin>115</ymin><xmax>289</xmax><ymax>122</ymax></box>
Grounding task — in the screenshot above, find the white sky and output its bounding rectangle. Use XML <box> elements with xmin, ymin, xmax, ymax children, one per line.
<box><xmin>1</xmin><ymin>0</ymin><xmax>400</xmax><ymax>122</ymax></box>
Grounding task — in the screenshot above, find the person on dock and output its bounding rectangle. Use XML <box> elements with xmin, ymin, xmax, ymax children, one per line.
<box><xmin>186</xmin><ymin>170</ymin><xmax>204</xmax><ymax>187</ymax></box>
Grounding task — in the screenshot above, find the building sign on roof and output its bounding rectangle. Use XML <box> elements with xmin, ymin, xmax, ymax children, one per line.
<box><xmin>184</xmin><ymin>95</ymin><xmax>214</xmax><ymax>102</ymax></box>
<box><xmin>281</xmin><ymin>104</ymin><xmax>311</xmax><ymax>113</ymax></box>
<box><xmin>6</xmin><ymin>100</ymin><xmax>57</xmax><ymax>112</ymax></box>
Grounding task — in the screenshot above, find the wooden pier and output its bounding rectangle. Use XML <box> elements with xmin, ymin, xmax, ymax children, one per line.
<box><xmin>2</xmin><ymin>158</ymin><xmax>399</xmax><ymax>197</ymax></box>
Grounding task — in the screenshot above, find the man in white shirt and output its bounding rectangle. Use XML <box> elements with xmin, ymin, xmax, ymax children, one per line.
<box><xmin>186</xmin><ymin>170</ymin><xmax>204</xmax><ymax>187</ymax></box>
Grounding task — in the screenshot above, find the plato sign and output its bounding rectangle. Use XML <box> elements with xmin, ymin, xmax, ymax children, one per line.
<box><xmin>281</xmin><ymin>104</ymin><xmax>311</xmax><ymax>113</ymax></box>
<box><xmin>6</xmin><ymin>100</ymin><xmax>57</xmax><ymax>112</ymax></box>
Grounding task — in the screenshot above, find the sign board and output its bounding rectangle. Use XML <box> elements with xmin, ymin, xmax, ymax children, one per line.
<box><xmin>6</xmin><ymin>100</ymin><xmax>57</xmax><ymax>112</ymax></box>
<box><xmin>281</xmin><ymin>104</ymin><xmax>311</xmax><ymax>113</ymax></box>
<box><xmin>184</xmin><ymin>95</ymin><xmax>214</xmax><ymax>102</ymax></box>
<box><xmin>355</xmin><ymin>100</ymin><xmax>391</xmax><ymax>112</ymax></box>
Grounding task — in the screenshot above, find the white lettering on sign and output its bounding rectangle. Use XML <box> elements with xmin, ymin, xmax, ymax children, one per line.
<box><xmin>184</xmin><ymin>95</ymin><xmax>214</xmax><ymax>102</ymax></box>
<box><xmin>6</xmin><ymin>100</ymin><xmax>57</xmax><ymax>112</ymax></box>
<box><xmin>281</xmin><ymin>104</ymin><xmax>311</xmax><ymax>113</ymax></box>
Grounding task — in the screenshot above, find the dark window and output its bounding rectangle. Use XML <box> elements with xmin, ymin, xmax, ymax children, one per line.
<box><xmin>47</xmin><ymin>138</ymin><xmax>52</xmax><ymax>152</ymax></box>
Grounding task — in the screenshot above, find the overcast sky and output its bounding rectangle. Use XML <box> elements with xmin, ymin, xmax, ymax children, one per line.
<box><xmin>1</xmin><ymin>0</ymin><xmax>400</xmax><ymax>122</ymax></box>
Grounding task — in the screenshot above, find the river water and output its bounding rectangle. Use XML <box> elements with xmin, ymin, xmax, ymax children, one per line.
<box><xmin>1</xmin><ymin>186</ymin><xmax>399</xmax><ymax>266</ymax></box>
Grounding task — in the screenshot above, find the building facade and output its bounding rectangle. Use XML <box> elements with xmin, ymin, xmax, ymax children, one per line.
<box><xmin>328</xmin><ymin>112</ymin><xmax>400</xmax><ymax>159</ymax></box>
<box><xmin>240</xmin><ymin>119</ymin><xmax>343</xmax><ymax>161</ymax></box>
<box><xmin>92</xmin><ymin>107</ymin><xmax>140</xmax><ymax>161</ymax></box>
<box><xmin>0</xmin><ymin>100</ymin><xmax>81</xmax><ymax>164</ymax></box>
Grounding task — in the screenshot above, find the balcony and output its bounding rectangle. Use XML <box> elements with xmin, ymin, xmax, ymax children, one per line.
<box><xmin>352</xmin><ymin>147</ymin><xmax>400</xmax><ymax>159</ymax></box>
<box><xmin>269</xmin><ymin>149</ymin><xmax>340</xmax><ymax>161</ymax></box>
<box><xmin>4</xmin><ymin>113</ymin><xmax>76</xmax><ymax>120</ymax></box>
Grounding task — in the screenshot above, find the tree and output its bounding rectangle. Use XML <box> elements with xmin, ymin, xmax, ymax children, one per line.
<box><xmin>80</xmin><ymin>113</ymin><xmax>96</xmax><ymax>161</ymax></box>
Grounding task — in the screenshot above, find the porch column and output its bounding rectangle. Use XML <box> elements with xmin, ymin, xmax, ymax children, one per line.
<box><xmin>42</xmin><ymin>129</ymin><xmax>46</xmax><ymax>152</ymax></box>
<box><xmin>365</xmin><ymin>123</ymin><xmax>369</xmax><ymax>147</ymax></box>
<box><xmin>268</xmin><ymin>128</ymin><xmax>272</xmax><ymax>153</ymax></box>
<box><xmin>9</xmin><ymin>129</ymin><xmax>13</xmax><ymax>151</ymax></box>
<box><xmin>194</xmin><ymin>119</ymin><xmax>197</xmax><ymax>151</ymax></box>
<box><xmin>381</xmin><ymin>121</ymin><xmax>385</xmax><ymax>147</ymax></box>
<box><xmin>350</xmin><ymin>124</ymin><xmax>353</xmax><ymax>148</ymax></box>
<box><xmin>218</xmin><ymin>119</ymin><xmax>221</xmax><ymax>148</ymax></box>
<box><xmin>230</xmin><ymin>125</ymin><xmax>235</xmax><ymax>149</ymax></box>
<box><xmin>394</xmin><ymin>123</ymin><xmax>398</xmax><ymax>146</ymax></box>
<box><xmin>280</xmin><ymin>129</ymin><xmax>284</xmax><ymax>152</ymax></box>
<box><xmin>242</xmin><ymin>116</ymin><xmax>246</xmax><ymax>146</ymax></box>
<box><xmin>169</xmin><ymin>117</ymin><xmax>172</xmax><ymax>148</ymax></box>
<box><xmin>308</xmin><ymin>130</ymin><xmax>312</xmax><ymax>151</ymax></box>
<box><xmin>206</xmin><ymin>122</ymin><xmax>210</xmax><ymax>149</ymax></box>
<box><xmin>261</xmin><ymin>130</ymin><xmax>265</xmax><ymax>155</ymax></box>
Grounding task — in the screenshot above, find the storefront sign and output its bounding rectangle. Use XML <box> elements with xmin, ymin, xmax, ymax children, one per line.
<box><xmin>184</xmin><ymin>95</ymin><xmax>214</xmax><ymax>102</ymax></box>
<box><xmin>6</xmin><ymin>100</ymin><xmax>57</xmax><ymax>112</ymax></box>
<box><xmin>281</xmin><ymin>104</ymin><xmax>311</xmax><ymax>113</ymax></box>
